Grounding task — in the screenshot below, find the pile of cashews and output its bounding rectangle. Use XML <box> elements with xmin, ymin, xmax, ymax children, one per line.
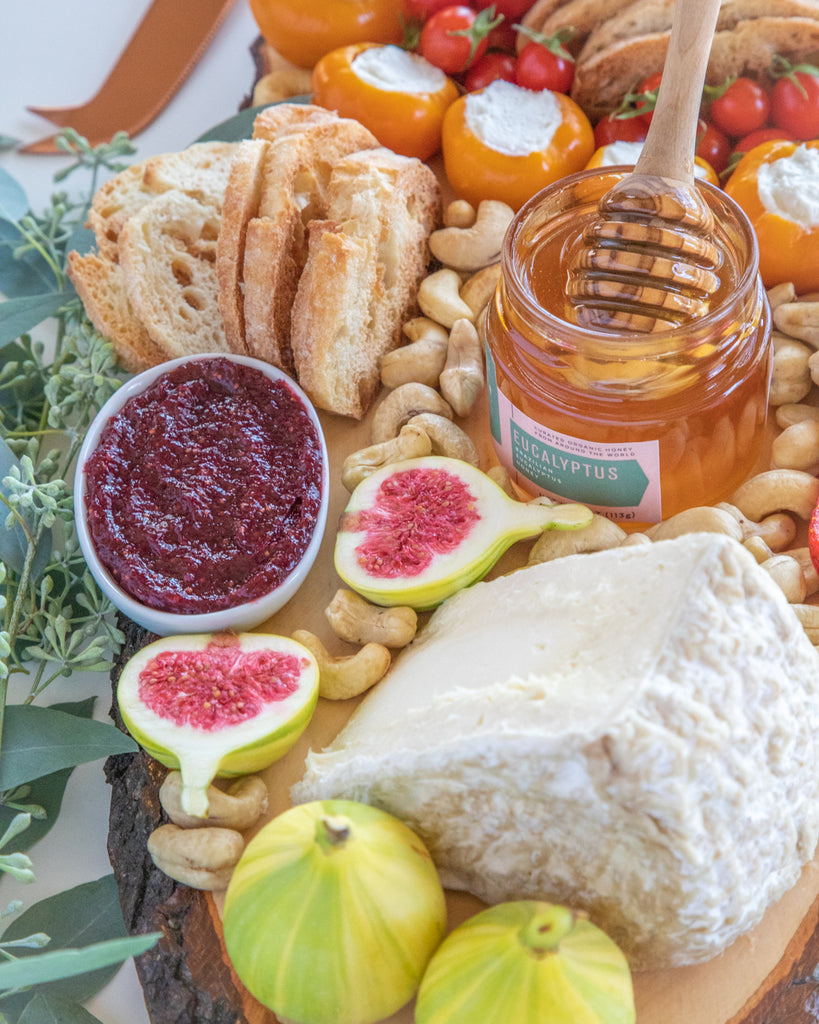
<box><xmin>296</xmin><ymin>219</ymin><xmax>819</xmax><ymax>713</ymax></box>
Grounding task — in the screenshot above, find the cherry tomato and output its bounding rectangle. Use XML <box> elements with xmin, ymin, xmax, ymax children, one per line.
<box><xmin>593</xmin><ymin>111</ymin><xmax>647</xmax><ymax>147</ymax></box>
<box><xmin>403</xmin><ymin>0</ymin><xmax>463</xmax><ymax>21</ymax></box>
<box><xmin>442</xmin><ymin>80</ymin><xmax>594</xmax><ymax>209</ymax></box>
<box><xmin>695</xmin><ymin>119</ymin><xmax>731</xmax><ymax>175</ymax></box>
<box><xmin>515</xmin><ymin>27</ymin><xmax>575</xmax><ymax>93</ymax></box>
<box><xmin>248</xmin><ymin>0</ymin><xmax>402</xmax><ymax>69</ymax></box>
<box><xmin>771</xmin><ymin>59</ymin><xmax>819</xmax><ymax>141</ymax></box>
<box><xmin>464</xmin><ymin>51</ymin><xmax>518</xmax><ymax>91</ymax></box>
<box><xmin>734</xmin><ymin>126</ymin><xmax>796</xmax><ymax>154</ymax></box>
<box><xmin>632</xmin><ymin>71</ymin><xmax>663</xmax><ymax>125</ymax></box>
<box><xmin>420</xmin><ymin>5</ymin><xmax>500</xmax><ymax>74</ymax></box>
<box><xmin>485</xmin><ymin>17</ymin><xmax>519</xmax><ymax>52</ymax></box>
<box><xmin>707</xmin><ymin>77</ymin><xmax>770</xmax><ymax>139</ymax></box>
<box><xmin>473</xmin><ymin>0</ymin><xmax>533</xmax><ymax>17</ymax></box>
<box><xmin>311</xmin><ymin>43</ymin><xmax>459</xmax><ymax>160</ymax></box>
<box><xmin>724</xmin><ymin>139</ymin><xmax>819</xmax><ymax>293</ymax></box>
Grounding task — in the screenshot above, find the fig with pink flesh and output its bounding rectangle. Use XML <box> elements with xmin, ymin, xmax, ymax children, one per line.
<box><xmin>117</xmin><ymin>632</ymin><xmax>319</xmax><ymax>818</ymax></box>
<box><xmin>334</xmin><ymin>456</ymin><xmax>592</xmax><ymax>609</ymax></box>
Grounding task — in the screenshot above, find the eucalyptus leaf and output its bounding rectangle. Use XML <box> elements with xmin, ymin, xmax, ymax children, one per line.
<box><xmin>0</xmin><ymin>438</ymin><xmax>53</xmax><ymax>581</ymax></box>
<box><xmin>61</xmin><ymin>221</ymin><xmax>94</xmax><ymax>262</ymax></box>
<box><xmin>0</xmin><ymin>706</ymin><xmax>136</xmax><ymax>791</ymax></box>
<box><xmin>0</xmin><ymin>700</ymin><xmax>95</xmax><ymax>854</ymax></box>
<box><xmin>193</xmin><ymin>96</ymin><xmax>311</xmax><ymax>144</ymax></box>
<box><xmin>0</xmin><ymin>222</ymin><xmax>54</xmax><ymax>300</ymax></box>
<box><xmin>0</xmin><ymin>932</ymin><xmax>160</xmax><ymax>993</ymax></box>
<box><xmin>0</xmin><ymin>293</ymin><xmax>75</xmax><ymax>348</ymax></box>
<box><xmin>0</xmin><ymin>169</ymin><xmax>29</xmax><ymax>224</ymax></box>
<box><xmin>17</xmin><ymin>992</ymin><xmax>103</xmax><ymax>1024</ymax></box>
<box><xmin>0</xmin><ymin>876</ymin><xmax>157</xmax><ymax>1007</ymax></box>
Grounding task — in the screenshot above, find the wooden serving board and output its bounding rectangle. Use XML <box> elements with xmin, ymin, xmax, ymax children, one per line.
<box><xmin>105</xmin><ymin>384</ymin><xmax>819</xmax><ymax>1024</ymax></box>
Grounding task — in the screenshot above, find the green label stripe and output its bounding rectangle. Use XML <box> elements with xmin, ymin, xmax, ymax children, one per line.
<box><xmin>510</xmin><ymin>422</ymin><xmax>650</xmax><ymax>507</ymax></box>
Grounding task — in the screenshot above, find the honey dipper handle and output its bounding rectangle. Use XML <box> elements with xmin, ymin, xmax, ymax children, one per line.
<box><xmin>634</xmin><ymin>0</ymin><xmax>721</xmax><ymax>182</ymax></box>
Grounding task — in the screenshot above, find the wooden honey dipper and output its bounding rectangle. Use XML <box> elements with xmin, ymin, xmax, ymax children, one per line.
<box><xmin>566</xmin><ymin>0</ymin><xmax>723</xmax><ymax>333</ymax></box>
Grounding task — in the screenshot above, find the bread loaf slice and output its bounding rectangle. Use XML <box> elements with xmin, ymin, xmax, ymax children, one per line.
<box><xmin>293</xmin><ymin>534</ymin><xmax>819</xmax><ymax>969</ymax></box>
<box><xmin>67</xmin><ymin>251</ymin><xmax>166</xmax><ymax>372</ymax></box>
<box><xmin>250</xmin><ymin>102</ymin><xmax>337</xmax><ymax>142</ymax></box>
<box><xmin>118</xmin><ymin>190</ymin><xmax>228</xmax><ymax>359</ymax></box>
<box><xmin>241</xmin><ymin>117</ymin><xmax>379</xmax><ymax>371</ymax></box>
<box><xmin>519</xmin><ymin>0</ymin><xmax>634</xmax><ymax>55</ymax></box>
<box><xmin>88</xmin><ymin>141</ymin><xmax>235</xmax><ymax>261</ymax></box>
<box><xmin>290</xmin><ymin>147</ymin><xmax>441</xmax><ymax>419</ymax></box>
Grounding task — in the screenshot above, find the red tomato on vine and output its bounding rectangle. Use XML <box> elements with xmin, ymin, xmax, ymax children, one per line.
<box><xmin>770</xmin><ymin>56</ymin><xmax>819</xmax><ymax>140</ymax></box>
<box><xmin>515</xmin><ymin>25</ymin><xmax>575</xmax><ymax>93</ymax></box>
<box><xmin>420</xmin><ymin>5</ymin><xmax>501</xmax><ymax>74</ymax></box>
<box><xmin>593</xmin><ymin>112</ymin><xmax>648</xmax><ymax>147</ymax></box>
<box><xmin>464</xmin><ymin>51</ymin><xmax>518</xmax><ymax>91</ymax></box>
<box><xmin>707</xmin><ymin>76</ymin><xmax>770</xmax><ymax>138</ymax></box>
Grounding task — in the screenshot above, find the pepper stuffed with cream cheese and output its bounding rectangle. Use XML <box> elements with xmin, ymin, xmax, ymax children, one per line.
<box><xmin>311</xmin><ymin>43</ymin><xmax>459</xmax><ymax>160</ymax></box>
<box><xmin>441</xmin><ymin>80</ymin><xmax>594</xmax><ymax>210</ymax></box>
<box><xmin>724</xmin><ymin>138</ymin><xmax>819</xmax><ymax>294</ymax></box>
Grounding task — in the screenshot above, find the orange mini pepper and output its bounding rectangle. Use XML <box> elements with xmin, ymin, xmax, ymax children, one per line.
<box><xmin>441</xmin><ymin>81</ymin><xmax>595</xmax><ymax>211</ymax></box>
<box><xmin>724</xmin><ymin>139</ymin><xmax>819</xmax><ymax>294</ymax></box>
<box><xmin>311</xmin><ymin>43</ymin><xmax>459</xmax><ymax>161</ymax></box>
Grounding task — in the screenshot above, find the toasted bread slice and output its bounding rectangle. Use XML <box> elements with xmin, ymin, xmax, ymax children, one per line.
<box><xmin>216</xmin><ymin>139</ymin><xmax>270</xmax><ymax>354</ymax></box>
<box><xmin>88</xmin><ymin>141</ymin><xmax>235</xmax><ymax>261</ymax></box>
<box><xmin>67</xmin><ymin>251</ymin><xmax>166</xmax><ymax>372</ymax></box>
<box><xmin>251</xmin><ymin>102</ymin><xmax>337</xmax><ymax>141</ymax></box>
<box><xmin>291</xmin><ymin>148</ymin><xmax>441</xmax><ymax>419</ymax></box>
<box><xmin>572</xmin><ymin>15</ymin><xmax>819</xmax><ymax>117</ymax></box>
<box><xmin>520</xmin><ymin>0</ymin><xmax>634</xmax><ymax>55</ymax></box>
<box><xmin>241</xmin><ymin>116</ymin><xmax>379</xmax><ymax>372</ymax></box>
<box><xmin>118</xmin><ymin>190</ymin><xmax>228</xmax><ymax>359</ymax></box>
<box><xmin>580</xmin><ymin>0</ymin><xmax>819</xmax><ymax>62</ymax></box>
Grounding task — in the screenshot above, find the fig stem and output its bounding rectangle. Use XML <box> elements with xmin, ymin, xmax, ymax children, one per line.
<box><xmin>515</xmin><ymin>497</ymin><xmax>594</xmax><ymax>534</ymax></box>
<box><xmin>179</xmin><ymin>758</ymin><xmax>220</xmax><ymax>819</ymax></box>
<box><xmin>517</xmin><ymin>904</ymin><xmax>575</xmax><ymax>959</ymax></box>
<box><xmin>316</xmin><ymin>814</ymin><xmax>352</xmax><ymax>852</ymax></box>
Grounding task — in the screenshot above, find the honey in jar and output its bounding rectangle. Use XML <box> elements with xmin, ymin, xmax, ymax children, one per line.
<box><xmin>483</xmin><ymin>166</ymin><xmax>772</xmax><ymax>528</ymax></box>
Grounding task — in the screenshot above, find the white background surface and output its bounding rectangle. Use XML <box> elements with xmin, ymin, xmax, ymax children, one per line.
<box><xmin>0</xmin><ymin>2</ymin><xmax>263</xmax><ymax>1021</ymax></box>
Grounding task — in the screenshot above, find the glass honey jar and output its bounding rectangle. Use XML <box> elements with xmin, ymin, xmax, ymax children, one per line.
<box><xmin>483</xmin><ymin>166</ymin><xmax>772</xmax><ymax>528</ymax></box>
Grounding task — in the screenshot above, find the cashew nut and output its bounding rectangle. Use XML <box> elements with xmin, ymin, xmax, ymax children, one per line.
<box><xmin>341</xmin><ymin>424</ymin><xmax>432</xmax><ymax>491</ymax></box>
<box><xmin>443</xmin><ymin>199</ymin><xmax>477</xmax><ymax>229</ymax></box>
<box><xmin>769</xmin><ymin>334</ymin><xmax>812</xmax><ymax>406</ymax></box>
<box><xmin>621</xmin><ymin>532</ymin><xmax>652</xmax><ymax>546</ymax></box>
<box><xmin>771</xmin><ymin>419</ymin><xmax>819</xmax><ymax>471</ymax></box>
<box><xmin>792</xmin><ymin>603</ymin><xmax>819</xmax><ymax>644</ymax></box>
<box><xmin>159</xmin><ymin>772</ymin><xmax>268</xmax><ymax>831</ymax></box>
<box><xmin>418</xmin><ymin>268</ymin><xmax>475</xmax><ymax>328</ymax></box>
<box><xmin>773</xmin><ymin>301</ymin><xmax>819</xmax><ymax>347</ymax></box>
<box><xmin>381</xmin><ymin>319</ymin><xmax>449</xmax><ymax>389</ymax></box>
<box><xmin>406</xmin><ymin>413</ymin><xmax>480</xmax><ymax>465</ymax></box>
<box><xmin>760</xmin><ymin>554</ymin><xmax>807</xmax><ymax>603</ymax></box>
<box><xmin>459</xmin><ymin>264</ymin><xmax>502</xmax><ymax>320</ymax></box>
<box><xmin>810</xmin><ymin>349</ymin><xmax>819</xmax><ymax>387</ymax></box>
<box><xmin>147</xmin><ymin>823</ymin><xmax>244</xmax><ymax>891</ymax></box>
<box><xmin>716</xmin><ymin>503</ymin><xmax>797</xmax><ymax>551</ymax></box>
<box><xmin>291</xmin><ymin>630</ymin><xmax>391</xmax><ymax>701</ymax></box>
<box><xmin>785</xmin><ymin>547</ymin><xmax>819</xmax><ymax>597</ymax></box>
<box><xmin>487</xmin><ymin>464</ymin><xmax>515</xmax><ymax>496</ymax></box>
<box><xmin>326</xmin><ymin>589</ymin><xmax>417</xmax><ymax>648</ymax></box>
<box><xmin>645</xmin><ymin>506</ymin><xmax>743</xmax><ymax>543</ymax></box>
<box><xmin>775</xmin><ymin>403</ymin><xmax>819</xmax><ymax>430</ymax></box>
<box><xmin>251</xmin><ymin>68</ymin><xmax>314</xmax><ymax>106</ymax></box>
<box><xmin>729</xmin><ymin>469</ymin><xmax>819</xmax><ymax>521</ymax></box>
<box><xmin>440</xmin><ymin>318</ymin><xmax>485</xmax><ymax>418</ymax></box>
<box><xmin>742</xmin><ymin>535</ymin><xmax>774</xmax><ymax>563</ymax></box>
<box><xmin>370</xmin><ymin>383</ymin><xmax>453</xmax><ymax>444</ymax></box>
<box><xmin>428</xmin><ymin>200</ymin><xmax>514</xmax><ymax>271</ymax></box>
<box><xmin>528</xmin><ymin>514</ymin><xmax>627</xmax><ymax>564</ymax></box>
<box><xmin>766</xmin><ymin>281</ymin><xmax>797</xmax><ymax>311</ymax></box>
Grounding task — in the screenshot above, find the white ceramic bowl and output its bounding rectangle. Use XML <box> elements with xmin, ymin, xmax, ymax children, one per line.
<box><xmin>75</xmin><ymin>354</ymin><xmax>330</xmax><ymax>636</ymax></box>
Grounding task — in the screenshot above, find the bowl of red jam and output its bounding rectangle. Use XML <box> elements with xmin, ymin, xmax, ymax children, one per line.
<box><xmin>75</xmin><ymin>354</ymin><xmax>330</xmax><ymax>636</ymax></box>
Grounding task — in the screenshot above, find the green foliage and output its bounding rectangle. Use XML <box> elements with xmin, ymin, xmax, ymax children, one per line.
<box><xmin>0</xmin><ymin>131</ymin><xmax>155</xmax><ymax>1024</ymax></box>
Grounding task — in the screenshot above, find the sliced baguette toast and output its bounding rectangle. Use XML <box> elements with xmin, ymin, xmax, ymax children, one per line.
<box><xmin>67</xmin><ymin>251</ymin><xmax>165</xmax><ymax>372</ymax></box>
<box><xmin>118</xmin><ymin>190</ymin><xmax>228</xmax><ymax>359</ymax></box>
<box><xmin>88</xmin><ymin>141</ymin><xmax>235</xmax><ymax>261</ymax></box>
<box><xmin>290</xmin><ymin>147</ymin><xmax>441</xmax><ymax>419</ymax></box>
<box><xmin>241</xmin><ymin>116</ymin><xmax>380</xmax><ymax>372</ymax></box>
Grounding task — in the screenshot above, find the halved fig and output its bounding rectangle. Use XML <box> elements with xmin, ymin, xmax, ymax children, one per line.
<box><xmin>334</xmin><ymin>456</ymin><xmax>592</xmax><ymax>609</ymax></box>
<box><xmin>117</xmin><ymin>632</ymin><xmax>318</xmax><ymax>818</ymax></box>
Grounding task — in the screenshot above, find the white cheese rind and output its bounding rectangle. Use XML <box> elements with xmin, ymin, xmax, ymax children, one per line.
<box><xmin>292</xmin><ymin>534</ymin><xmax>819</xmax><ymax>969</ymax></box>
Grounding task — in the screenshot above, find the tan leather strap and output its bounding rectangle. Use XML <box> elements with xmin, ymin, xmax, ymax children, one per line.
<box><xmin>23</xmin><ymin>0</ymin><xmax>238</xmax><ymax>153</ymax></box>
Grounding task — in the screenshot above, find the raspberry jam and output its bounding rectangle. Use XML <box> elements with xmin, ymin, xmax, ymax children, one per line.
<box><xmin>83</xmin><ymin>357</ymin><xmax>324</xmax><ymax>614</ymax></box>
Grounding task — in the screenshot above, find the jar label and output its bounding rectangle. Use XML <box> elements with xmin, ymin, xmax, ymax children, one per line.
<box><xmin>486</xmin><ymin>349</ymin><xmax>662</xmax><ymax>523</ymax></box>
